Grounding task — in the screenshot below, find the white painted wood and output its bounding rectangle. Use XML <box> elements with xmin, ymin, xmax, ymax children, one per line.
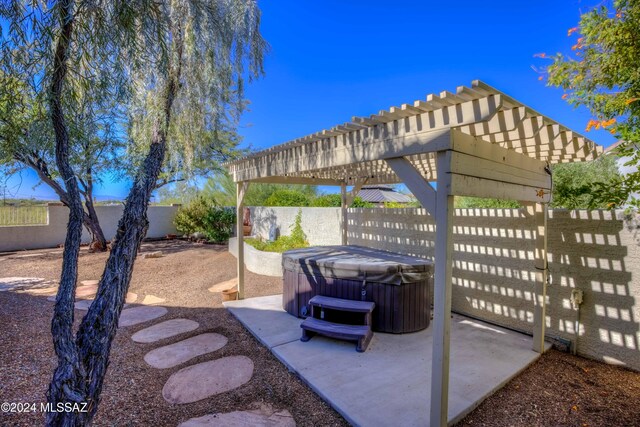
<box><xmin>236</xmin><ymin>182</ymin><xmax>249</xmax><ymax>299</ymax></box>
<box><xmin>450</xmin><ymin>129</ymin><xmax>549</xmax><ymax>175</ymax></box>
<box><xmin>346</xmin><ymin>179</ymin><xmax>367</xmax><ymax>205</ymax></box>
<box><xmin>246</xmin><ymin>176</ymin><xmax>343</xmax><ymax>186</ymax></box>
<box><xmin>341</xmin><ymin>183</ymin><xmax>348</xmax><ymax>245</ymax></box>
<box><xmin>385</xmin><ymin>157</ymin><xmax>436</xmax><ymax>216</ymax></box>
<box><xmin>526</xmin><ymin>202</ymin><xmax>549</xmax><ymax>353</ymax></box>
<box><xmin>431</xmin><ymin>150</ymin><xmax>454</xmax><ymax>427</ymax></box>
<box><xmin>450</xmin><ymin>152</ymin><xmax>551</xmax><ymax>189</ymax></box>
<box><xmin>450</xmin><ymin>174</ymin><xmax>551</xmax><ymax>203</ymax></box>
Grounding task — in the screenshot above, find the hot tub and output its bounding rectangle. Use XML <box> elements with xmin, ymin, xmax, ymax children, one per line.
<box><xmin>282</xmin><ymin>245</ymin><xmax>433</xmax><ymax>333</ymax></box>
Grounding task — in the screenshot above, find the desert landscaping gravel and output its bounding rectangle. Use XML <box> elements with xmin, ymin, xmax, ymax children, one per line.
<box><xmin>1</xmin><ymin>240</ymin><xmax>639</xmax><ymax>426</ymax></box>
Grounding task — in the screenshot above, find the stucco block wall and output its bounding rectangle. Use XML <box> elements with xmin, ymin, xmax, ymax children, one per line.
<box><xmin>248</xmin><ymin>206</ymin><xmax>640</xmax><ymax>370</ymax></box>
<box><xmin>0</xmin><ymin>205</ymin><xmax>180</xmax><ymax>252</ymax></box>
<box><xmin>249</xmin><ymin>206</ymin><xmax>342</xmax><ymax>246</ymax></box>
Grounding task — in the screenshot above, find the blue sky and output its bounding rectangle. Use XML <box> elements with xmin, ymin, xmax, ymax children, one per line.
<box><xmin>3</xmin><ymin>0</ymin><xmax>617</xmax><ymax>200</ymax></box>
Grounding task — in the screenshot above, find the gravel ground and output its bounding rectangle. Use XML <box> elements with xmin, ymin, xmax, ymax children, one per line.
<box><xmin>0</xmin><ymin>241</ymin><xmax>346</xmax><ymax>427</ymax></box>
<box><xmin>1</xmin><ymin>241</ymin><xmax>639</xmax><ymax>427</ymax></box>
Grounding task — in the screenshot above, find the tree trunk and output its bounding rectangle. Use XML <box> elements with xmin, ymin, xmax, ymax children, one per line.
<box><xmin>18</xmin><ymin>153</ymin><xmax>108</xmax><ymax>251</ymax></box>
<box><xmin>66</xmin><ymin>22</ymin><xmax>183</xmax><ymax>424</ymax></box>
<box><xmin>83</xmin><ymin>195</ymin><xmax>107</xmax><ymax>251</ymax></box>
<box><xmin>46</xmin><ymin>0</ymin><xmax>90</xmax><ymax>425</ymax></box>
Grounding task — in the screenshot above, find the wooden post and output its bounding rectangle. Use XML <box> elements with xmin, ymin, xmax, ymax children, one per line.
<box><xmin>430</xmin><ymin>150</ymin><xmax>453</xmax><ymax>427</ymax></box>
<box><xmin>341</xmin><ymin>182</ymin><xmax>348</xmax><ymax>245</ymax></box>
<box><xmin>527</xmin><ymin>202</ymin><xmax>548</xmax><ymax>353</ymax></box>
<box><xmin>236</xmin><ymin>182</ymin><xmax>249</xmax><ymax>299</ymax></box>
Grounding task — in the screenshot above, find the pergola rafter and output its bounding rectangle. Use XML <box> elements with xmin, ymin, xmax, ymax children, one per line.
<box><xmin>226</xmin><ymin>80</ymin><xmax>601</xmax><ymax>427</ymax></box>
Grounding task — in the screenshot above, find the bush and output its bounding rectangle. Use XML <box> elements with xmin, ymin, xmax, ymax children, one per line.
<box><xmin>264</xmin><ymin>189</ymin><xmax>311</xmax><ymax>207</ymax></box>
<box><xmin>245</xmin><ymin>209</ymin><xmax>309</xmax><ymax>253</ymax></box>
<box><xmin>310</xmin><ymin>194</ymin><xmax>341</xmax><ymax>207</ymax></box>
<box><xmin>174</xmin><ymin>196</ymin><xmax>236</xmax><ymax>243</ymax></box>
<box><xmin>309</xmin><ymin>194</ymin><xmax>374</xmax><ymax>207</ymax></box>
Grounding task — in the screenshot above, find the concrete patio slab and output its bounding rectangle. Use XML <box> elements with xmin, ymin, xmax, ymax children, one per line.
<box><xmin>225</xmin><ymin>294</ymin><xmax>549</xmax><ymax>426</ymax></box>
<box><xmin>224</xmin><ymin>295</ymin><xmax>302</xmax><ymax>348</ymax></box>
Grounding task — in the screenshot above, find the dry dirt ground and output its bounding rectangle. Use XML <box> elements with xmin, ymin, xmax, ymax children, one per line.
<box><xmin>1</xmin><ymin>240</ymin><xmax>639</xmax><ymax>427</ymax></box>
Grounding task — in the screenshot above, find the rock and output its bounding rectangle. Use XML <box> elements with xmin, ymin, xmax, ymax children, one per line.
<box><xmin>162</xmin><ymin>356</ymin><xmax>254</xmax><ymax>404</ymax></box>
<box><xmin>132</xmin><ymin>319</ymin><xmax>199</xmax><ymax>343</ymax></box>
<box><xmin>74</xmin><ymin>299</ymin><xmax>93</xmax><ymax>311</ymax></box>
<box><xmin>144</xmin><ymin>333</ymin><xmax>228</xmax><ymax>369</ymax></box>
<box><xmin>143</xmin><ymin>251</ymin><xmax>164</xmax><ymax>259</ymax></box>
<box><xmin>119</xmin><ymin>306</ymin><xmax>168</xmax><ymax>327</ymax></box>
<box><xmin>208</xmin><ymin>278</ymin><xmax>238</xmax><ymax>293</ymax></box>
<box><xmin>190</xmin><ymin>232</ymin><xmax>206</xmax><ymax>240</ymax></box>
<box><xmin>75</xmin><ymin>284</ymin><xmax>98</xmax><ymax>299</ymax></box>
<box><xmin>0</xmin><ymin>277</ymin><xmax>46</xmax><ymax>292</ymax></box>
<box><xmin>19</xmin><ymin>285</ymin><xmax>58</xmax><ymax>296</ymax></box>
<box><xmin>178</xmin><ymin>405</ymin><xmax>295</xmax><ymax>427</ymax></box>
<box><xmin>141</xmin><ymin>295</ymin><xmax>165</xmax><ymax>305</ymax></box>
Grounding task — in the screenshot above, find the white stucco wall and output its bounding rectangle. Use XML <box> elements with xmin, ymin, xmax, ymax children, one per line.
<box><xmin>249</xmin><ymin>206</ymin><xmax>342</xmax><ymax>246</ymax></box>
<box><xmin>0</xmin><ymin>205</ymin><xmax>180</xmax><ymax>252</ymax></box>
<box><xmin>228</xmin><ymin>237</ymin><xmax>283</xmax><ymax>277</ymax></box>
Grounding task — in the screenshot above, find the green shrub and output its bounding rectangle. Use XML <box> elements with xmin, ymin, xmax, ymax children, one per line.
<box><xmin>454</xmin><ymin>197</ymin><xmax>520</xmax><ymax>209</ymax></box>
<box><xmin>309</xmin><ymin>194</ymin><xmax>374</xmax><ymax>207</ymax></box>
<box><xmin>350</xmin><ymin>197</ymin><xmax>374</xmax><ymax>208</ymax></box>
<box><xmin>245</xmin><ymin>209</ymin><xmax>309</xmax><ymax>253</ymax></box>
<box><xmin>310</xmin><ymin>194</ymin><xmax>341</xmax><ymax>207</ymax></box>
<box><xmin>264</xmin><ymin>189</ymin><xmax>312</xmax><ymax>207</ymax></box>
<box><xmin>174</xmin><ymin>196</ymin><xmax>236</xmax><ymax>243</ymax></box>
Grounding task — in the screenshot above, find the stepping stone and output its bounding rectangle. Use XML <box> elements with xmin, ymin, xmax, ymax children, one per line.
<box><xmin>162</xmin><ymin>356</ymin><xmax>254</xmax><ymax>404</ymax></box>
<box><xmin>80</xmin><ymin>279</ymin><xmax>99</xmax><ymax>287</ymax></box>
<box><xmin>74</xmin><ymin>300</ymin><xmax>131</xmax><ymax>311</ymax></box>
<box><xmin>119</xmin><ymin>306</ymin><xmax>167</xmax><ymax>327</ymax></box>
<box><xmin>132</xmin><ymin>319</ymin><xmax>199</xmax><ymax>343</ymax></box>
<box><xmin>143</xmin><ymin>251</ymin><xmax>164</xmax><ymax>259</ymax></box>
<box><xmin>141</xmin><ymin>294</ymin><xmax>165</xmax><ymax>305</ymax></box>
<box><xmin>178</xmin><ymin>406</ymin><xmax>295</xmax><ymax>427</ymax></box>
<box><xmin>144</xmin><ymin>333</ymin><xmax>227</xmax><ymax>368</ymax></box>
<box><xmin>208</xmin><ymin>278</ymin><xmax>237</xmax><ymax>293</ymax></box>
<box><xmin>19</xmin><ymin>285</ymin><xmax>58</xmax><ymax>296</ymax></box>
<box><xmin>75</xmin><ymin>299</ymin><xmax>93</xmax><ymax>311</ymax></box>
<box><xmin>0</xmin><ymin>277</ymin><xmax>46</xmax><ymax>292</ymax></box>
<box><xmin>75</xmin><ymin>284</ymin><xmax>98</xmax><ymax>298</ymax></box>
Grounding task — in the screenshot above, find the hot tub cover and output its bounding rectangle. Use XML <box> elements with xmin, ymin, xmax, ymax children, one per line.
<box><xmin>282</xmin><ymin>245</ymin><xmax>433</xmax><ymax>285</ymax></box>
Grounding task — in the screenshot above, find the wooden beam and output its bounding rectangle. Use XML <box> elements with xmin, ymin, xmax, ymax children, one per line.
<box><xmin>450</xmin><ymin>129</ymin><xmax>549</xmax><ymax>175</ymax></box>
<box><xmin>341</xmin><ymin>183</ymin><xmax>348</xmax><ymax>245</ymax></box>
<box><xmin>345</xmin><ymin>178</ymin><xmax>368</xmax><ymax>207</ymax></box>
<box><xmin>229</xmin><ymin>96</ymin><xmax>502</xmax><ymax>182</ymax></box>
<box><xmin>246</xmin><ymin>176</ymin><xmax>343</xmax><ymax>186</ymax></box>
<box><xmin>451</xmin><ymin>152</ymin><xmax>550</xmax><ymax>188</ymax></box>
<box><xmin>385</xmin><ymin>157</ymin><xmax>436</xmax><ymax>216</ymax></box>
<box><xmin>450</xmin><ymin>174</ymin><xmax>551</xmax><ymax>203</ymax></box>
<box><xmin>526</xmin><ymin>202</ymin><xmax>549</xmax><ymax>353</ymax></box>
<box><xmin>236</xmin><ymin>181</ymin><xmax>249</xmax><ymax>300</ymax></box>
<box><xmin>430</xmin><ymin>150</ymin><xmax>454</xmax><ymax>427</ymax></box>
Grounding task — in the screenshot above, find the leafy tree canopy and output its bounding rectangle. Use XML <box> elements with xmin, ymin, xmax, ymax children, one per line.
<box><xmin>545</xmin><ymin>0</ymin><xmax>640</xmax><ymax>208</ymax></box>
<box><xmin>550</xmin><ymin>155</ymin><xmax>621</xmax><ymax>209</ymax></box>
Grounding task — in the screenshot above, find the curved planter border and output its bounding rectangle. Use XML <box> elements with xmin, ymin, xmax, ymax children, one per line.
<box><xmin>228</xmin><ymin>237</ymin><xmax>283</xmax><ymax>277</ymax></box>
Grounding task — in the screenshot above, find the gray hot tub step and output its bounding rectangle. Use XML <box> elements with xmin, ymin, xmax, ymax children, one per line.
<box><xmin>300</xmin><ymin>317</ymin><xmax>373</xmax><ymax>352</ymax></box>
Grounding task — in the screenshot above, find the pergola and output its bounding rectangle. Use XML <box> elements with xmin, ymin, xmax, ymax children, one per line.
<box><xmin>226</xmin><ymin>80</ymin><xmax>601</xmax><ymax>426</ymax></box>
